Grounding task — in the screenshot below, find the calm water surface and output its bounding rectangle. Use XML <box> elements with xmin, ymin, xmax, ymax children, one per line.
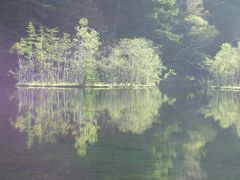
<box><xmin>0</xmin><ymin>86</ymin><xmax>240</xmax><ymax>180</ymax></box>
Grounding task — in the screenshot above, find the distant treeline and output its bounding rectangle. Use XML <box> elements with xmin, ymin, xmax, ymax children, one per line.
<box><xmin>1</xmin><ymin>0</ymin><xmax>226</xmax><ymax>83</ymax></box>
<box><xmin>3</xmin><ymin>0</ymin><xmax>240</xmax><ymax>84</ymax></box>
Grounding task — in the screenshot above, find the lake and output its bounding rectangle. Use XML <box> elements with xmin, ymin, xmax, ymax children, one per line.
<box><xmin>0</xmin><ymin>86</ymin><xmax>240</xmax><ymax>180</ymax></box>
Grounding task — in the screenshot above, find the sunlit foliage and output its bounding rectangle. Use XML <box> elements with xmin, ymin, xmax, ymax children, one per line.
<box><xmin>99</xmin><ymin>38</ymin><xmax>172</xmax><ymax>85</ymax></box>
<box><xmin>204</xmin><ymin>43</ymin><xmax>240</xmax><ymax>86</ymax></box>
<box><xmin>11</xmin><ymin>21</ymin><xmax>172</xmax><ymax>86</ymax></box>
<box><xmin>11</xmin><ymin>19</ymin><xmax>100</xmax><ymax>85</ymax></box>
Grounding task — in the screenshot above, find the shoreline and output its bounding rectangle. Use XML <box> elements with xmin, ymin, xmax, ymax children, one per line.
<box><xmin>209</xmin><ymin>86</ymin><xmax>240</xmax><ymax>91</ymax></box>
<box><xmin>16</xmin><ymin>83</ymin><xmax>156</xmax><ymax>89</ymax></box>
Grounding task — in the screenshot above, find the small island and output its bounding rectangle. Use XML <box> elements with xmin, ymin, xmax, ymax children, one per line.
<box><xmin>11</xmin><ymin>19</ymin><xmax>174</xmax><ymax>88</ymax></box>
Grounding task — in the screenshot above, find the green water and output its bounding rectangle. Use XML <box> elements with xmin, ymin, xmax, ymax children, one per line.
<box><xmin>1</xmin><ymin>86</ymin><xmax>240</xmax><ymax>180</ymax></box>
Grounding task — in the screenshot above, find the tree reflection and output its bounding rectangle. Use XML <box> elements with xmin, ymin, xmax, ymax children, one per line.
<box><xmin>180</xmin><ymin>124</ymin><xmax>216</xmax><ymax>180</ymax></box>
<box><xmin>163</xmin><ymin>88</ymin><xmax>217</xmax><ymax>180</ymax></box>
<box><xmin>10</xmin><ymin>87</ymin><xmax>229</xmax><ymax>179</ymax></box>
<box><xmin>12</xmin><ymin>88</ymin><xmax>174</xmax><ymax>157</ymax></box>
<box><xmin>150</xmin><ymin>124</ymin><xmax>180</xmax><ymax>179</ymax></box>
<box><xmin>97</xmin><ymin>89</ymin><xmax>175</xmax><ymax>134</ymax></box>
<box><xmin>12</xmin><ymin>89</ymin><xmax>100</xmax><ymax>156</ymax></box>
<box><xmin>201</xmin><ymin>91</ymin><xmax>240</xmax><ymax>136</ymax></box>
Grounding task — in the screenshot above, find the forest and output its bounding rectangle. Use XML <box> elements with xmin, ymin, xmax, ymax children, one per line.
<box><xmin>1</xmin><ymin>0</ymin><xmax>240</xmax><ymax>87</ymax></box>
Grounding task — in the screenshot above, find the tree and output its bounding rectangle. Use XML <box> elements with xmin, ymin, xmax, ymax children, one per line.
<box><xmin>11</xmin><ymin>18</ymin><xmax>101</xmax><ymax>85</ymax></box>
<box><xmin>185</xmin><ymin>15</ymin><xmax>218</xmax><ymax>42</ymax></box>
<box><xmin>72</xmin><ymin>18</ymin><xmax>100</xmax><ymax>84</ymax></box>
<box><xmin>13</xmin><ymin>20</ymin><xmax>176</xmax><ymax>86</ymax></box>
<box><xmin>145</xmin><ymin>0</ymin><xmax>181</xmax><ymax>42</ymax></box>
<box><xmin>204</xmin><ymin>43</ymin><xmax>240</xmax><ymax>86</ymax></box>
<box><xmin>11</xmin><ymin>21</ymin><xmax>37</xmax><ymax>83</ymax></box>
<box><xmin>166</xmin><ymin>0</ymin><xmax>219</xmax><ymax>81</ymax></box>
<box><xmin>100</xmin><ymin>38</ymin><xmax>171</xmax><ymax>85</ymax></box>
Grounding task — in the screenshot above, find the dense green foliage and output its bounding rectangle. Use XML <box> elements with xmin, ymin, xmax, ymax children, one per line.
<box><xmin>11</xmin><ymin>19</ymin><xmax>100</xmax><ymax>85</ymax></box>
<box><xmin>0</xmin><ymin>0</ymin><xmax>224</xmax><ymax>83</ymax></box>
<box><xmin>99</xmin><ymin>38</ymin><xmax>170</xmax><ymax>85</ymax></box>
<box><xmin>2</xmin><ymin>0</ymin><xmax>240</xmax><ymax>86</ymax></box>
<box><xmin>204</xmin><ymin>42</ymin><xmax>240</xmax><ymax>87</ymax></box>
<box><xmin>12</xmin><ymin>20</ymin><xmax>169</xmax><ymax>86</ymax></box>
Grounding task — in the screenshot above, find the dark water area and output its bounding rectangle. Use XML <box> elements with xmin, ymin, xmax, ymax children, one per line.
<box><xmin>0</xmin><ymin>85</ymin><xmax>240</xmax><ymax>180</ymax></box>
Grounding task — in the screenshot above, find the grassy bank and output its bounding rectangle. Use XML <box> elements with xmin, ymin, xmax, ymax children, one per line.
<box><xmin>209</xmin><ymin>86</ymin><xmax>240</xmax><ymax>91</ymax></box>
<box><xmin>16</xmin><ymin>82</ymin><xmax>156</xmax><ymax>89</ymax></box>
<box><xmin>16</xmin><ymin>82</ymin><xmax>83</xmax><ymax>88</ymax></box>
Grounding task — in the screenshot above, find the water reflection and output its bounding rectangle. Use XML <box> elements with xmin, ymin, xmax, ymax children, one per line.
<box><xmin>97</xmin><ymin>89</ymin><xmax>175</xmax><ymax>134</ymax></box>
<box><xmin>163</xmin><ymin>88</ymin><xmax>217</xmax><ymax>180</ymax></box>
<box><xmin>12</xmin><ymin>88</ymin><xmax>174</xmax><ymax>157</ymax></box>
<box><xmin>201</xmin><ymin>91</ymin><xmax>240</xmax><ymax>136</ymax></box>
<box><xmin>4</xmin><ymin>87</ymin><xmax>240</xmax><ymax>179</ymax></box>
<box><xmin>199</xmin><ymin>90</ymin><xmax>240</xmax><ymax>179</ymax></box>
